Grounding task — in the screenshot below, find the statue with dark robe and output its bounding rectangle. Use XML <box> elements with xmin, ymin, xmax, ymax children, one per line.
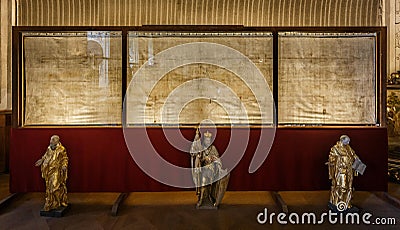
<box><xmin>190</xmin><ymin>129</ymin><xmax>229</xmax><ymax>209</ymax></box>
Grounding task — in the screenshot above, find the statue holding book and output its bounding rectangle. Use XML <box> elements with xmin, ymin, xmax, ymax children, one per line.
<box><xmin>326</xmin><ymin>135</ymin><xmax>366</xmax><ymax>212</ymax></box>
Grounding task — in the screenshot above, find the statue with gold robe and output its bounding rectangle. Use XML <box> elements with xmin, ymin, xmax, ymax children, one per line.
<box><xmin>35</xmin><ymin>135</ymin><xmax>69</xmax><ymax>212</ymax></box>
<box><xmin>327</xmin><ymin>135</ymin><xmax>366</xmax><ymax>212</ymax></box>
<box><xmin>190</xmin><ymin>129</ymin><xmax>229</xmax><ymax>209</ymax></box>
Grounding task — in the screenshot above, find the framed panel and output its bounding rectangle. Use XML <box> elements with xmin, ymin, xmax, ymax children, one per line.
<box><xmin>22</xmin><ymin>31</ymin><xmax>122</xmax><ymax>126</ymax></box>
<box><xmin>125</xmin><ymin>31</ymin><xmax>274</xmax><ymax>126</ymax></box>
<box><xmin>278</xmin><ymin>32</ymin><xmax>377</xmax><ymax>125</ymax></box>
<box><xmin>12</xmin><ymin>26</ymin><xmax>386</xmax><ymax>128</ymax></box>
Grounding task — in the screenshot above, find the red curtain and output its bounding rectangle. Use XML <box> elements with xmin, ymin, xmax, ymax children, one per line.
<box><xmin>10</xmin><ymin>127</ymin><xmax>387</xmax><ymax>192</ymax></box>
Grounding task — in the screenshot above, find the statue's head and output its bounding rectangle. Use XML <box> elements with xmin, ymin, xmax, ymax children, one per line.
<box><xmin>203</xmin><ymin>131</ymin><xmax>213</xmax><ymax>148</ymax></box>
<box><xmin>50</xmin><ymin>135</ymin><xmax>60</xmax><ymax>150</ymax></box>
<box><xmin>339</xmin><ymin>135</ymin><xmax>350</xmax><ymax>146</ymax></box>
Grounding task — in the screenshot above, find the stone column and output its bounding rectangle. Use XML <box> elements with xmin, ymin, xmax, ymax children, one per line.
<box><xmin>0</xmin><ymin>0</ymin><xmax>13</xmax><ymax>111</ymax></box>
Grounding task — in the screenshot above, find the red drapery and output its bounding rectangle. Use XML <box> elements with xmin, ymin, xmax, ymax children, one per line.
<box><xmin>10</xmin><ymin>127</ymin><xmax>387</xmax><ymax>192</ymax></box>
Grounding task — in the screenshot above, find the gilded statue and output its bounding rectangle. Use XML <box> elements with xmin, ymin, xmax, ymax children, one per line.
<box><xmin>327</xmin><ymin>135</ymin><xmax>366</xmax><ymax>212</ymax></box>
<box><xmin>387</xmin><ymin>92</ymin><xmax>400</xmax><ymax>136</ymax></box>
<box><xmin>388</xmin><ymin>71</ymin><xmax>400</xmax><ymax>85</ymax></box>
<box><xmin>35</xmin><ymin>135</ymin><xmax>69</xmax><ymax>212</ymax></box>
<box><xmin>190</xmin><ymin>128</ymin><xmax>230</xmax><ymax>209</ymax></box>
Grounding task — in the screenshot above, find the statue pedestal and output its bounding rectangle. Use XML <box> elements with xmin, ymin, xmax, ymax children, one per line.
<box><xmin>40</xmin><ymin>205</ymin><xmax>70</xmax><ymax>217</ymax></box>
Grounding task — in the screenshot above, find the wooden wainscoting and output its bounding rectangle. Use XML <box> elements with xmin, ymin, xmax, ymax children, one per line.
<box><xmin>0</xmin><ymin>112</ymin><xmax>11</xmax><ymax>173</ymax></box>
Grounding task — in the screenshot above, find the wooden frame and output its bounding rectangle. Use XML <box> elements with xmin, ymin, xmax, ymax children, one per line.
<box><xmin>12</xmin><ymin>26</ymin><xmax>387</xmax><ymax>128</ymax></box>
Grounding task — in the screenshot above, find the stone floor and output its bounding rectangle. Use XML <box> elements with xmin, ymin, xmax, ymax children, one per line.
<box><xmin>0</xmin><ymin>173</ymin><xmax>399</xmax><ymax>229</ymax></box>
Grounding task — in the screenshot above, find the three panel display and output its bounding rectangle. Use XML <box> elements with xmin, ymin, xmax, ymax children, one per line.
<box><xmin>20</xmin><ymin>30</ymin><xmax>379</xmax><ymax>126</ymax></box>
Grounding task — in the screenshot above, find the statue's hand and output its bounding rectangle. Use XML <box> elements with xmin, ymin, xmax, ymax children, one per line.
<box><xmin>35</xmin><ymin>158</ymin><xmax>43</xmax><ymax>167</ymax></box>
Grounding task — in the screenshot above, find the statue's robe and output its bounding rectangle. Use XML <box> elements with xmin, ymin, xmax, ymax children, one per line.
<box><xmin>40</xmin><ymin>143</ymin><xmax>68</xmax><ymax>211</ymax></box>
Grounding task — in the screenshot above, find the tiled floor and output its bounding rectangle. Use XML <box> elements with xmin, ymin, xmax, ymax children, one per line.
<box><xmin>0</xmin><ymin>173</ymin><xmax>399</xmax><ymax>229</ymax></box>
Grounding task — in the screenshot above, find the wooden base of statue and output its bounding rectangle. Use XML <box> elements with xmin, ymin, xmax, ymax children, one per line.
<box><xmin>40</xmin><ymin>204</ymin><xmax>70</xmax><ymax>217</ymax></box>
